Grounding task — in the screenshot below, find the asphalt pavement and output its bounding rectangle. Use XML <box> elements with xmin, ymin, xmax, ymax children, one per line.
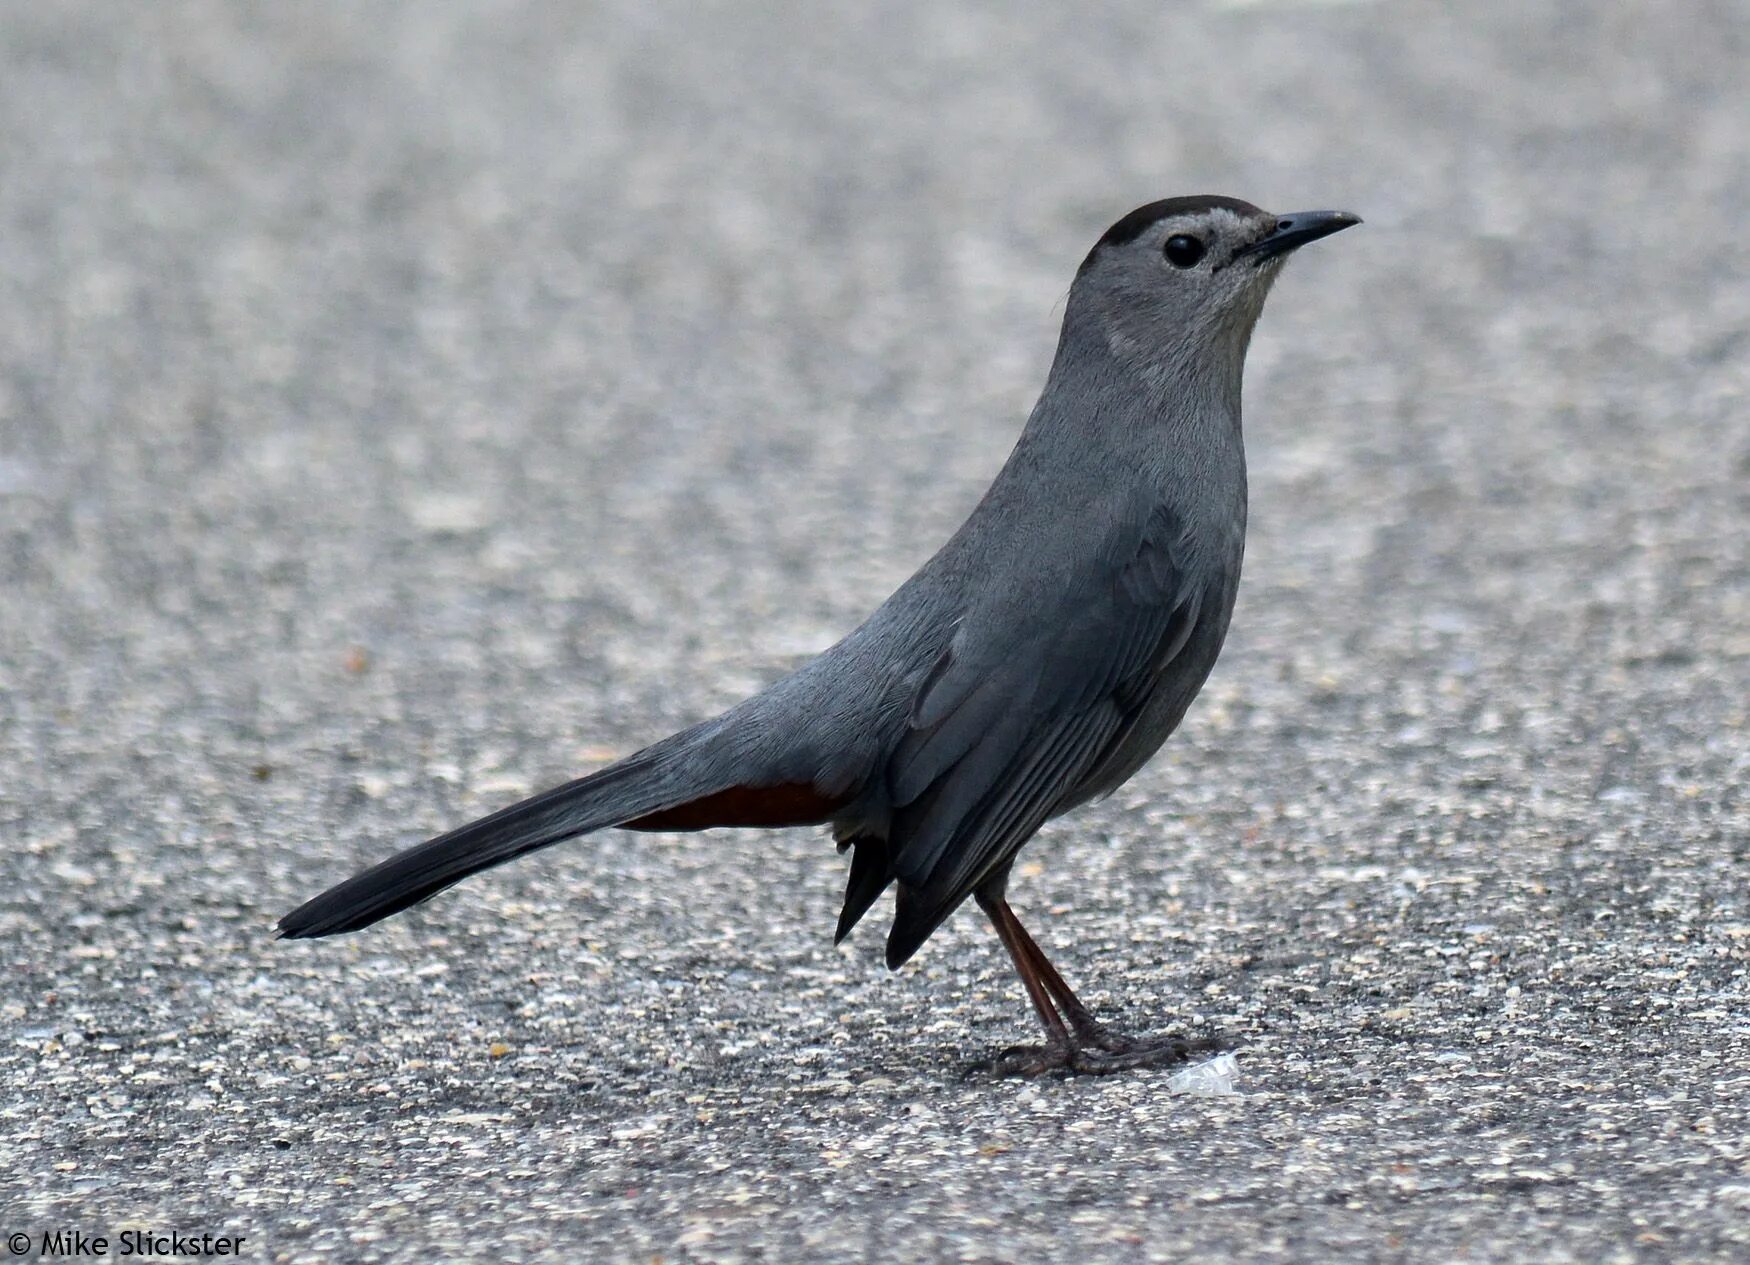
<box><xmin>2</xmin><ymin>1</ymin><xmax>1747</xmax><ymax>1261</ymax></box>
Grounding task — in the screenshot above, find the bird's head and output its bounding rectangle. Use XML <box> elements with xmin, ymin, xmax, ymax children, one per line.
<box><xmin>1068</xmin><ymin>196</ymin><xmax>1360</xmax><ymax>382</ymax></box>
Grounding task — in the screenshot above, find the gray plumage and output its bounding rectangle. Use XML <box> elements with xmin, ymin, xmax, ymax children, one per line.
<box><xmin>281</xmin><ymin>196</ymin><xmax>1358</xmax><ymax>1071</ymax></box>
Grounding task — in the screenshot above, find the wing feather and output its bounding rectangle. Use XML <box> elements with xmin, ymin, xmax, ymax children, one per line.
<box><xmin>881</xmin><ymin>500</ymin><xmax>1205</xmax><ymax>966</ymax></box>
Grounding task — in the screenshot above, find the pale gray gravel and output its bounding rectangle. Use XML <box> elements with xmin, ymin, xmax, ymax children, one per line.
<box><xmin>3</xmin><ymin>2</ymin><xmax>1748</xmax><ymax>1262</ymax></box>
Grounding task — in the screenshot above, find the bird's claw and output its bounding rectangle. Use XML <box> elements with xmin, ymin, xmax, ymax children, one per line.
<box><xmin>973</xmin><ymin>1030</ymin><xmax>1223</xmax><ymax>1078</ymax></box>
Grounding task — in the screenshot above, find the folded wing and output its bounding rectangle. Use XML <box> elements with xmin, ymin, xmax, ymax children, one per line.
<box><xmin>878</xmin><ymin>501</ymin><xmax>1204</xmax><ymax>966</ymax></box>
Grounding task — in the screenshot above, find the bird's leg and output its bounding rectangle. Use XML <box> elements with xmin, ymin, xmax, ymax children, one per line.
<box><xmin>975</xmin><ymin>892</ymin><xmax>1075</xmax><ymax>1076</ymax></box>
<box><xmin>1000</xmin><ymin>904</ymin><xmax>1125</xmax><ymax>1049</ymax></box>
<box><xmin>978</xmin><ymin>894</ymin><xmax>1219</xmax><ymax>1075</ymax></box>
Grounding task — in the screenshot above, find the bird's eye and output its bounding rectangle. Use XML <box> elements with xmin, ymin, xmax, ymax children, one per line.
<box><xmin>1163</xmin><ymin>234</ymin><xmax>1206</xmax><ymax>268</ymax></box>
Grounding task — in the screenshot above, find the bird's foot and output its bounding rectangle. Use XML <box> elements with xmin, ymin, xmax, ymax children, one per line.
<box><xmin>977</xmin><ymin>1029</ymin><xmax>1223</xmax><ymax>1078</ymax></box>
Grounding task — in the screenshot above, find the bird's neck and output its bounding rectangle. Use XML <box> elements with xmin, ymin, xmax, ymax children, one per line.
<box><xmin>1039</xmin><ymin>310</ymin><xmax>1249</xmax><ymax>445</ymax></box>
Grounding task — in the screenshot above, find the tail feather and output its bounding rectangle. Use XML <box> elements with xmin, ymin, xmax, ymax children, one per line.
<box><xmin>280</xmin><ymin>717</ymin><xmax>858</xmax><ymax>940</ymax></box>
<box><xmin>833</xmin><ymin>836</ymin><xmax>894</xmax><ymax>945</ymax></box>
<box><xmin>280</xmin><ymin>749</ymin><xmax>682</xmax><ymax>939</ymax></box>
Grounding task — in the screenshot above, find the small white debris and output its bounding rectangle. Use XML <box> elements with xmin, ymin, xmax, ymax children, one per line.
<box><xmin>1166</xmin><ymin>1052</ymin><xmax>1241</xmax><ymax>1096</ymax></box>
<box><xmin>406</xmin><ymin>491</ymin><xmax>493</xmax><ymax>535</ymax></box>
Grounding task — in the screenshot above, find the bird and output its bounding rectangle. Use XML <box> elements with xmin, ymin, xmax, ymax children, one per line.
<box><xmin>280</xmin><ymin>196</ymin><xmax>1360</xmax><ymax>1075</ymax></box>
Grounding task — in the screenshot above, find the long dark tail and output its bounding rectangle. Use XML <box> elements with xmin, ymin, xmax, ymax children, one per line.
<box><xmin>278</xmin><ymin>727</ymin><xmax>850</xmax><ymax>940</ymax></box>
<box><xmin>278</xmin><ymin>750</ymin><xmax>672</xmax><ymax>938</ymax></box>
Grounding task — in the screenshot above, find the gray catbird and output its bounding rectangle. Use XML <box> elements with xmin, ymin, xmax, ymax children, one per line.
<box><xmin>281</xmin><ymin>196</ymin><xmax>1359</xmax><ymax>1074</ymax></box>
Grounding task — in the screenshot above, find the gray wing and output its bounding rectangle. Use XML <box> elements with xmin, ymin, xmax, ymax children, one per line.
<box><xmin>880</xmin><ymin>501</ymin><xmax>1204</xmax><ymax>967</ymax></box>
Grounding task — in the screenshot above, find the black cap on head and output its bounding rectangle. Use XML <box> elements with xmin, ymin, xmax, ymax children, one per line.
<box><xmin>1078</xmin><ymin>195</ymin><xmax>1265</xmax><ymax>276</ymax></box>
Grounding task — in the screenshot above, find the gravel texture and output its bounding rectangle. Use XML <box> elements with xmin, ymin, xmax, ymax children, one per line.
<box><xmin>3</xmin><ymin>2</ymin><xmax>1748</xmax><ymax>1262</ymax></box>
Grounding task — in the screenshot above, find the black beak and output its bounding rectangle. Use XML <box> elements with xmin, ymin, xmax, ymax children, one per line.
<box><xmin>1239</xmin><ymin>210</ymin><xmax>1362</xmax><ymax>263</ymax></box>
